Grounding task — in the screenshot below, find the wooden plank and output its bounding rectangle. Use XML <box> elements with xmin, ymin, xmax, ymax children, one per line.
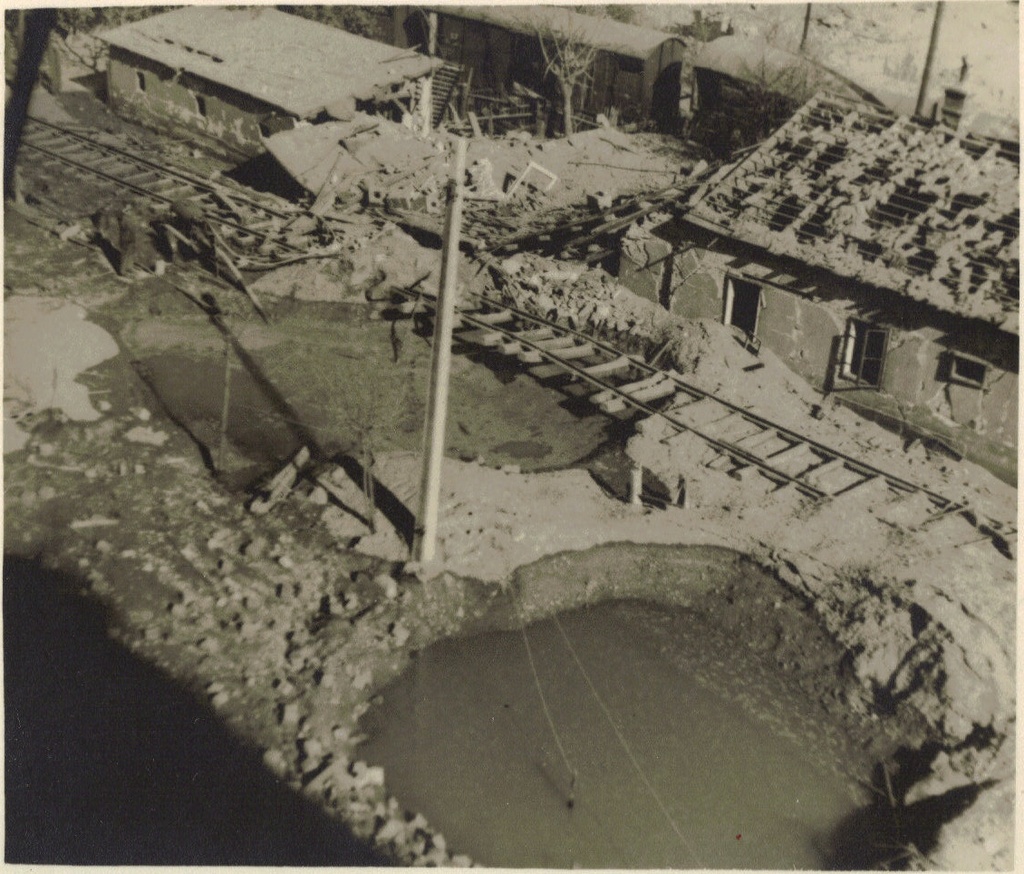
<box><xmin>529</xmin><ymin>362</ymin><xmax>570</xmax><ymax>380</ymax></box>
<box><xmin>670</xmin><ymin>397</ymin><xmax>733</xmax><ymax>429</ymax></box>
<box><xmin>582</xmin><ymin>355</ymin><xmax>631</xmax><ymax>377</ymax></box>
<box><xmin>472</xmin><ymin>310</ymin><xmax>515</xmax><ymax>325</ymax></box>
<box><xmin>458</xmin><ymin>328</ymin><xmax>503</xmax><ymax>346</ymax></box>
<box><xmin>498</xmin><ymin>327</ymin><xmax>553</xmax><ymax>355</ymax></box>
<box><xmin>600</xmin><ymin>379</ymin><xmax>676</xmax><ymax>413</ymax></box>
<box><xmin>552</xmin><ymin>342</ymin><xmax>595</xmax><ymax>361</ymax></box>
<box><xmin>590</xmin><ymin>373</ymin><xmax>666</xmax><ymax>406</ymax></box>
<box><xmin>516</xmin><ymin>336</ymin><xmax>576</xmax><ymax>363</ymax></box>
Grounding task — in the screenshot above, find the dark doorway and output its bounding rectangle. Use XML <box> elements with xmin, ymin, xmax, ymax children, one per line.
<box><xmin>651</xmin><ymin>61</ymin><xmax>682</xmax><ymax>132</ymax></box>
<box><xmin>402</xmin><ymin>10</ymin><xmax>427</xmax><ymax>51</ymax></box>
<box><xmin>726</xmin><ymin>276</ymin><xmax>761</xmax><ymax>337</ymax></box>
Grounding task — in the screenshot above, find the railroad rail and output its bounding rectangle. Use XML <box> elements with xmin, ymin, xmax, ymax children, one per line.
<box><xmin>18</xmin><ymin>116</ymin><xmax>350</xmax><ymax>269</ymax></box>
<box><xmin>17</xmin><ymin>116</ymin><xmax>1013</xmax><ymax>551</ymax></box>
<box><xmin>390</xmin><ymin>281</ymin><xmax>1016</xmax><ymax>551</ymax></box>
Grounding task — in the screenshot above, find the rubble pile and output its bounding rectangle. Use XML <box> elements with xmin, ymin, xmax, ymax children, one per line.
<box><xmin>40</xmin><ymin>422</ymin><xmax>494</xmax><ymax>866</ymax></box>
<box><xmin>496</xmin><ymin>252</ymin><xmax>714</xmax><ymax>372</ymax></box>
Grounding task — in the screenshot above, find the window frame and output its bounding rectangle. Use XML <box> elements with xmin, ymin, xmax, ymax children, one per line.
<box><xmin>947</xmin><ymin>351</ymin><xmax>989</xmax><ymax>389</ymax></box>
<box><xmin>839</xmin><ymin>318</ymin><xmax>889</xmax><ymax>389</ymax></box>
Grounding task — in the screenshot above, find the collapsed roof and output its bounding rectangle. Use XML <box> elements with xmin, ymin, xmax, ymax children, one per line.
<box><xmin>423</xmin><ymin>5</ymin><xmax>684</xmax><ymax>61</ymax></box>
<box><xmin>100</xmin><ymin>7</ymin><xmax>440</xmax><ymax>119</ymax></box>
<box><xmin>687</xmin><ymin>93</ymin><xmax>1020</xmax><ymax>334</ymax></box>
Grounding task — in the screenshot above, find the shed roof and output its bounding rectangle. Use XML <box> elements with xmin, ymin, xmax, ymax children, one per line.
<box><xmin>100</xmin><ymin>6</ymin><xmax>439</xmax><ymax>119</ymax></box>
<box><xmin>425</xmin><ymin>5</ymin><xmax>683</xmax><ymax>60</ymax></box>
<box><xmin>687</xmin><ymin>92</ymin><xmax>1020</xmax><ymax>333</ymax></box>
<box><xmin>693</xmin><ymin>35</ymin><xmax>875</xmax><ymax>104</ymax></box>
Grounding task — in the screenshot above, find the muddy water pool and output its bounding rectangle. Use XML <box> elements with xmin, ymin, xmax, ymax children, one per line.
<box><xmin>132</xmin><ymin>318</ymin><xmax>614</xmax><ymax>479</ymax></box>
<box><xmin>359</xmin><ymin>600</ymin><xmax>871</xmax><ymax>869</ymax></box>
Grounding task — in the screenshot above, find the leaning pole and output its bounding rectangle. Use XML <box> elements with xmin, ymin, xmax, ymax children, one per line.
<box><xmin>413</xmin><ymin>137</ymin><xmax>468</xmax><ymax>563</ymax></box>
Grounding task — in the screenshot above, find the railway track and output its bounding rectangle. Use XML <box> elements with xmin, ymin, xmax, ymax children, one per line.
<box><xmin>18</xmin><ymin>116</ymin><xmax>350</xmax><ymax>269</ymax></box>
<box><xmin>17</xmin><ymin>116</ymin><xmax>1014</xmax><ymax>551</ymax></box>
<box><xmin>390</xmin><ymin>282</ymin><xmax>1016</xmax><ymax>551</ymax></box>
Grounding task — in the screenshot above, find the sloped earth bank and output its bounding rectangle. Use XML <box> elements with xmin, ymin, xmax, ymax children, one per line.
<box><xmin>5</xmin><ymin>196</ymin><xmax>1015</xmax><ymax>869</ymax></box>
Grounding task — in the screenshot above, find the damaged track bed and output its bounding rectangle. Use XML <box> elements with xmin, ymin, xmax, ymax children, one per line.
<box><xmin>19</xmin><ymin>116</ymin><xmax>349</xmax><ymax>269</ymax></box>
<box><xmin>391</xmin><ymin>281</ymin><xmax>1015</xmax><ymax>549</ymax></box>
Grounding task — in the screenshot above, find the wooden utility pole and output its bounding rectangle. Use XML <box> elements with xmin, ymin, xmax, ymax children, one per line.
<box><xmin>915</xmin><ymin>1</ymin><xmax>945</xmax><ymax>118</ymax></box>
<box><xmin>218</xmin><ymin>336</ymin><xmax>232</xmax><ymax>472</ymax></box>
<box><xmin>420</xmin><ymin>11</ymin><xmax>438</xmax><ymax>136</ymax></box>
<box><xmin>799</xmin><ymin>3</ymin><xmax>812</xmax><ymax>52</ymax></box>
<box><xmin>413</xmin><ymin>138</ymin><xmax>467</xmax><ymax>564</ymax></box>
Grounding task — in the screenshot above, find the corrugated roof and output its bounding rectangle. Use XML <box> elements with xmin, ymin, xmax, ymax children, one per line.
<box><xmin>426</xmin><ymin>5</ymin><xmax>683</xmax><ymax>60</ymax></box>
<box><xmin>688</xmin><ymin>93</ymin><xmax>1019</xmax><ymax>333</ymax></box>
<box><xmin>100</xmin><ymin>7</ymin><xmax>439</xmax><ymax>119</ymax></box>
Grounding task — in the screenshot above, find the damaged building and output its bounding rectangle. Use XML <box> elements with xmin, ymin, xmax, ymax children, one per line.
<box><xmin>686</xmin><ymin>35</ymin><xmax>879</xmax><ymax>154</ymax></box>
<box><xmin>620</xmin><ymin>92</ymin><xmax>1019</xmax><ymax>466</ymax></box>
<box><xmin>99</xmin><ymin>6</ymin><xmax>440</xmax><ymax>158</ymax></box>
<box><xmin>389</xmin><ymin>5</ymin><xmax>688</xmax><ymax>130</ymax></box>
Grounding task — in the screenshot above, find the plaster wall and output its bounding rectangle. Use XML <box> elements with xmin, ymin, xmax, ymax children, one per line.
<box><xmin>619</xmin><ymin>236</ymin><xmax>1018</xmax><ymax>450</ymax></box>
<box><xmin>108</xmin><ymin>50</ymin><xmax>277</xmax><ymax>158</ymax></box>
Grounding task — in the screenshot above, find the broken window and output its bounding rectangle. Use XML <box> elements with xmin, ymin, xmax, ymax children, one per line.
<box><xmin>840</xmin><ymin>318</ymin><xmax>889</xmax><ymax>388</ymax></box>
<box><xmin>948</xmin><ymin>352</ymin><xmax>988</xmax><ymax>389</ymax></box>
<box><xmin>724</xmin><ymin>276</ymin><xmax>761</xmax><ymax>337</ymax></box>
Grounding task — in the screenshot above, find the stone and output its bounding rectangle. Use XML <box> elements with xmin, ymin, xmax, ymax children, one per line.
<box><xmin>210</xmin><ymin>690</ymin><xmax>231</xmax><ymax>708</ymax></box>
<box><xmin>376</xmin><ymin>817</ymin><xmax>404</xmax><ymax>844</ymax></box>
<box><xmin>309</xmin><ymin>485</ymin><xmax>329</xmax><ymax>505</ymax></box>
<box><xmin>391</xmin><ymin>622</ymin><xmax>411</xmax><ymax>647</ymax></box>
<box><xmin>374</xmin><ymin>573</ymin><xmax>399</xmax><ymax>600</ymax></box>
<box><xmin>38</xmin><ymin>442</ymin><xmax>56</xmax><ymax>457</ymax></box>
<box><xmin>263</xmin><ymin>747</ymin><xmax>289</xmax><ymax>777</ymax></box>
<box><xmin>240</xmin><ymin>536</ymin><xmax>268</xmax><ymax>558</ymax></box>
<box><xmin>134</xmin><ymin>463</ymin><xmax>146</xmax><ymax>475</ymax></box>
<box><xmin>280</xmin><ymin>702</ymin><xmax>302</xmax><ymax>726</ymax></box>
<box><xmin>131</xmin><ymin>406</ymin><xmax>152</xmax><ymax>422</ymax></box>
<box><xmin>38</xmin><ymin>485</ymin><xmax>56</xmax><ymax>501</ymax></box>
<box><xmin>124</xmin><ymin>425</ymin><xmax>168</xmax><ymax>446</ymax></box>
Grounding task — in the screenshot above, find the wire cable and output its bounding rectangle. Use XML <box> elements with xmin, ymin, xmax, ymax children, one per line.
<box><xmin>550</xmin><ymin>611</ymin><xmax>702</xmax><ymax>868</ymax></box>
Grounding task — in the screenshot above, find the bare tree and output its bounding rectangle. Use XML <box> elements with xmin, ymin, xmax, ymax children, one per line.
<box><xmin>536</xmin><ymin>19</ymin><xmax>598</xmax><ymax>136</ymax></box>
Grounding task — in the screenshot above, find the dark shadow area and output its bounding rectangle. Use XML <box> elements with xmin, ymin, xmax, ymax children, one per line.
<box><xmin>333</xmin><ymin>454</ymin><xmax>416</xmax><ymax>548</ymax></box>
<box><xmin>4</xmin><ymin>555</ymin><xmax>390</xmax><ymax>865</ymax></box>
<box><xmin>4</xmin><ymin>9</ymin><xmax>56</xmax><ymax>195</ymax></box>
<box><xmin>130</xmin><ymin>357</ymin><xmax>218</xmax><ymax>474</ymax></box>
<box><xmin>820</xmin><ymin>753</ymin><xmax>988</xmax><ymax>870</ymax></box>
<box><xmin>225</xmin><ymin>151</ymin><xmax>308</xmax><ymax>202</ymax></box>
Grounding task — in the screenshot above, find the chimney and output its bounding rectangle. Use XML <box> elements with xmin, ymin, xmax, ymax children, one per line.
<box><xmin>941</xmin><ymin>87</ymin><xmax>967</xmax><ymax>131</ymax></box>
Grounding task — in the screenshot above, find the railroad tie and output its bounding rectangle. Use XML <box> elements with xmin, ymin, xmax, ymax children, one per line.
<box><xmin>498</xmin><ymin>327</ymin><xmax>554</xmax><ymax>355</ymax></box>
<box><xmin>582</xmin><ymin>356</ymin><xmax>631</xmax><ymax>377</ymax></box>
<box><xmin>763</xmin><ymin>442</ymin><xmax>818</xmax><ymax>476</ymax></box>
<box><xmin>458</xmin><ymin>328</ymin><xmax>504</xmax><ymax>346</ymax></box>
<box><xmin>599</xmin><ymin>377</ymin><xmax>676</xmax><ymax>413</ymax></box>
<box><xmin>472</xmin><ymin>310</ymin><xmax>515</xmax><ymax>326</ymax></box>
<box><xmin>517</xmin><ymin>335</ymin><xmax>577</xmax><ymax>364</ymax></box>
<box><xmin>552</xmin><ymin>342</ymin><xmax>595</xmax><ymax>361</ymax></box>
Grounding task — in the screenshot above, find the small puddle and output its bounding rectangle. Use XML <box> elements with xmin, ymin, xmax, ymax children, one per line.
<box><xmin>490</xmin><ymin>439</ymin><xmax>552</xmax><ymax>460</ymax></box>
<box><xmin>359</xmin><ymin>600</ymin><xmax>869</xmax><ymax>869</ymax></box>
